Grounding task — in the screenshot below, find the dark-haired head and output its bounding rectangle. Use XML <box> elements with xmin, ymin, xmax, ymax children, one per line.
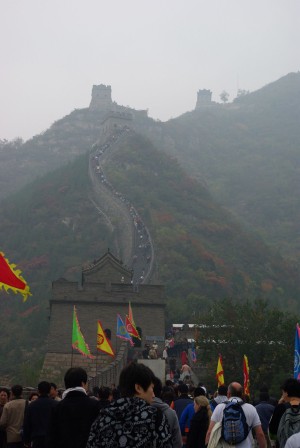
<box><xmin>218</xmin><ymin>385</ymin><xmax>227</xmax><ymax>396</ymax></box>
<box><xmin>38</xmin><ymin>381</ymin><xmax>51</xmax><ymax>395</ymax></box>
<box><xmin>99</xmin><ymin>386</ymin><xmax>112</xmax><ymax>400</ymax></box>
<box><xmin>64</xmin><ymin>367</ymin><xmax>88</xmax><ymax>389</ymax></box>
<box><xmin>119</xmin><ymin>362</ymin><xmax>155</xmax><ymax>398</ymax></box>
<box><xmin>11</xmin><ymin>385</ymin><xmax>23</xmax><ymax>398</ymax></box>
<box><xmin>281</xmin><ymin>378</ymin><xmax>300</xmax><ymax>398</ymax></box>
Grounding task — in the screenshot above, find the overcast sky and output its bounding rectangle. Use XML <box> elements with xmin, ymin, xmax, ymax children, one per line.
<box><xmin>1</xmin><ymin>0</ymin><xmax>299</xmax><ymax>141</ymax></box>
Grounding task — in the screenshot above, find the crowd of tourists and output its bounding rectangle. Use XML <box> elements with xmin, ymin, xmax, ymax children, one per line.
<box><xmin>0</xmin><ymin>364</ymin><xmax>299</xmax><ymax>448</ymax></box>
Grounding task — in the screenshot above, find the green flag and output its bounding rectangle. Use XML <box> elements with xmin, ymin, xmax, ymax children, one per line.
<box><xmin>72</xmin><ymin>306</ymin><xmax>95</xmax><ymax>359</ymax></box>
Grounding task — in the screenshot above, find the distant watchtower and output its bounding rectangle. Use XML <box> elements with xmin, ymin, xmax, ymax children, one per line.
<box><xmin>89</xmin><ymin>84</ymin><xmax>113</xmax><ymax>112</ymax></box>
<box><xmin>195</xmin><ymin>89</ymin><xmax>212</xmax><ymax>109</ymax></box>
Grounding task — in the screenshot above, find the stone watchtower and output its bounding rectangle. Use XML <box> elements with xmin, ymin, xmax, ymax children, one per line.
<box><xmin>41</xmin><ymin>251</ymin><xmax>166</xmax><ymax>384</ymax></box>
<box><xmin>195</xmin><ymin>89</ymin><xmax>212</xmax><ymax>109</ymax></box>
<box><xmin>89</xmin><ymin>84</ymin><xmax>113</xmax><ymax>112</ymax></box>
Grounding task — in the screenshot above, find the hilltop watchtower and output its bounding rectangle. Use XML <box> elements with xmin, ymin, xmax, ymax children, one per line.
<box><xmin>195</xmin><ymin>89</ymin><xmax>212</xmax><ymax>109</ymax></box>
<box><xmin>41</xmin><ymin>251</ymin><xmax>166</xmax><ymax>384</ymax></box>
<box><xmin>89</xmin><ymin>84</ymin><xmax>113</xmax><ymax>112</ymax></box>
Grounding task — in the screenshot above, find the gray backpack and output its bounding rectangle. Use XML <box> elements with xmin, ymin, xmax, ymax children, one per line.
<box><xmin>277</xmin><ymin>404</ymin><xmax>300</xmax><ymax>448</ymax></box>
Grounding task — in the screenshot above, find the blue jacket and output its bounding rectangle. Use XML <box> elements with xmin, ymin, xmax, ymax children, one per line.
<box><xmin>179</xmin><ymin>403</ymin><xmax>194</xmax><ymax>434</ymax></box>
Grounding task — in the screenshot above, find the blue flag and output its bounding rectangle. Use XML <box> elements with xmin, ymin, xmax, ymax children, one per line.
<box><xmin>116</xmin><ymin>314</ymin><xmax>133</xmax><ymax>345</ymax></box>
<box><xmin>294</xmin><ymin>323</ymin><xmax>300</xmax><ymax>379</ymax></box>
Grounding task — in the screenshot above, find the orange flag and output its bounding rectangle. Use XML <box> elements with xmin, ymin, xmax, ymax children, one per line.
<box><xmin>97</xmin><ymin>320</ymin><xmax>115</xmax><ymax>357</ymax></box>
<box><xmin>128</xmin><ymin>302</ymin><xmax>141</xmax><ymax>339</ymax></box>
<box><xmin>128</xmin><ymin>301</ymin><xmax>136</xmax><ymax>327</ymax></box>
<box><xmin>0</xmin><ymin>252</ymin><xmax>31</xmax><ymax>301</ymax></box>
<box><xmin>216</xmin><ymin>354</ymin><xmax>225</xmax><ymax>387</ymax></box>
<box><xmin>243</xmin><ymin>355</ymin><xmax>250</xmax><ymax>396</ymax></box>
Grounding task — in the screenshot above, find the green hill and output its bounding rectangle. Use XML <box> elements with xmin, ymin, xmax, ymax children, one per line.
<box><xmin>140</xmin><ymin>72</ymin><xmax>300</xmax><ymax>259</ymax></box>
<box><xmin>1</xmin><ymin>131</ymin><xmax>299</xmax><ymax>381</ymax></box>
<box><xmin>1</xmin><ymin>73</ymin><xmax>300</xmax><ymax>380</ymax></box>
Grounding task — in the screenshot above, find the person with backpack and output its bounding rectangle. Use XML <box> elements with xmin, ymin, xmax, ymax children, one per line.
<box><xmin>205</xmin><ymin>382</ymin><xmax>266</xmax><ymax>448</ymax></box>
<box><xmin>210</xmin><ymin>385</ymin><xmax>228</xmax><ymax>412</ymax></box>
<box><xmin>276</xmin><ymin>379</ymin><xmax>300</xmax><ymax>448</ymax></box>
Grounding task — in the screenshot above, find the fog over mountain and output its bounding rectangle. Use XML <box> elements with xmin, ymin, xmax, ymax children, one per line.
<box><xmin>1</xmin><ymin>0</ymin><xmax>299</xmax><ymax>140</ymax></box>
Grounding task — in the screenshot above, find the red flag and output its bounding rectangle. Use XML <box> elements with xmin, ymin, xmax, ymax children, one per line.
<box><xmin>0</xmin><ymin>252</ymin><xmax>31</xmax><ymax>301</ymax></box>
<box><xmin>126</xmin><ymin>315</ymin><xmax>140</xmax><ymax>339</ymax></box>
<box><xmin>243</xmin><ymin>355</ymin><xmax>250</xmax><ymax>396</ymax></box>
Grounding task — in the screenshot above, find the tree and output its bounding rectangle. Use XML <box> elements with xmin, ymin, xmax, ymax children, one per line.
<box><xmin>196</xmin><ymin>298</ymin><xmax>296</xmax><ymax>396</ymax></box>
<box><xmin>220</xmin><ymin>90</ymin><xmax>229</xmax><ymax>103</ymax></box>
<box><xmin>237</xmin><ymin>89</ymin><xmax>250</xmax><ymax>98</ymax></box>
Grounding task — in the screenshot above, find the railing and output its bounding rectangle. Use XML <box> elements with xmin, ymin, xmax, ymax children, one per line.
<box><xmin>89</xmin><ymin>340</ymin><xmax>128</xmax><ymax>388</ymax></box>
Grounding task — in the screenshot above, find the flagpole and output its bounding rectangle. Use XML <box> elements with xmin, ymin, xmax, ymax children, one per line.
<box><xmin>71</xmin><ymin>346</ymin><xmax>74</xmax><ymax>367</ymax></box>
<box><xmin>95</xmin><ymin>351</ymin><xmax>99</xmax><ymax>376</ymax></box>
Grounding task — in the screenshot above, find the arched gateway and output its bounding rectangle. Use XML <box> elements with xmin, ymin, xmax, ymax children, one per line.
<box><xmin>41</xmin><ymin>251</ymin><xmax>166</xmax><ymax>385</ymax></box>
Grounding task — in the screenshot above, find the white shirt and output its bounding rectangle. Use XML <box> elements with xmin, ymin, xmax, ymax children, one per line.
<box><xmin>211</xmin><ymin>397</ymin><xmax>261</xmax><ymax>448</ymax></box>
<box><xmin>284</xmin><ymin>432</ymin><xmax>300</xmax><ymax>448</ymax></box>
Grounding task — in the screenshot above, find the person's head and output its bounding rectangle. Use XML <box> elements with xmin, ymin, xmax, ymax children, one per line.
<box><xmin>92</xmin><ymin>386</ymin><xmax>100</xmax><ymax>398</ymax></box>
<box><xmin>259</xmin><ymin>391</ymin><xmax>270</xmax><ymax>402</ymax></box>
<box><xmin>0</xmin><ymin>388</ymin><xmax>9</xmax><ymax>405</ymax></box>
<box><xmin>98</xmin><ymin>386</ymin><xmax>112</xmax><ymax>401</ymax></box>
<box><xmin>119</xmin><ymin>362</ymin><xmax>155</xmax><ymax>403</ymax></box>
<box><xmin>194</xmin><ymin>396</ymin><xmax>212</xmax><ymax>418</ymax></box>
<box><xmin>29</xmin><ymin>392</ymin><xmax>39</xmax><ymax>402</ymax></box>
<box><xmin>49</xmin><ymin>382</ymin><xmax>59</xmax><ymax>399</ymax></box>
<box><xmin>218</xmin><ymin>385</ymin><xmax>227</xmax><ymax>396</ymax></box>
<box><xmin>161</xmin><ymin>386</ymin><xmax>175</xmax><ymax>405</ymax></box>
<box><xmin>153</xmin><ymin>377</ymin><xmax>162</xmax><ymax>399</ymax></box>
<box><xmin>64</xmin><ymin>367</ymin><xmax>88</xmax><ymax>390</ymax></box>
<box><xmin>11</xmin><ymin>385</ymin><xmax>23</xmax><ymax>399</ymax></box>
<box><xmin>38</xmin><ymin>381</ymin><xmax>51</xmax><ymax>396</ymax></box>
<box><xmin>228</xmin><ymin>382</ymin><xmax>243</xmax><ymax>398</ymax></box>
<box><xmin>281</xmin><ymin>378</ymin><xmax>300</xmax><ymax>399</ymax></box>
<box><xmin>193</xmin><ymin>386</ymin><xmax>206</xmax><ymax>398</ymax></box>
<box><xmin>178</xmin><ymin>384</ymin><xmax>189</xmax><ymax>396</ymax></box>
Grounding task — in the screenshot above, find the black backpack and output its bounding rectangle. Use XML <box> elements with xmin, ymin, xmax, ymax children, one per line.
<box><xmin>221</xmin><ymin>400</ymin><xmax>250</xmax><ymax>445</ymax></box>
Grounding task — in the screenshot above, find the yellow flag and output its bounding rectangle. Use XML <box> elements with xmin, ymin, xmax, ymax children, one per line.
<box><xmin>216</xmin><ymin>354</ymin><xmax>225</xmax><ymax>387</ymax></box>
<box><xmin>97</xmin><ymin>320</ymin><xmax>115</xmax><ymax>357</ymax></box>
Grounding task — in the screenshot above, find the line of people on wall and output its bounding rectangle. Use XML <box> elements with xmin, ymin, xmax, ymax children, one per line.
<box><xmin>90</xmin><ymin>127</ymin><xmax>153</xmax><ymax>286</ymax></box>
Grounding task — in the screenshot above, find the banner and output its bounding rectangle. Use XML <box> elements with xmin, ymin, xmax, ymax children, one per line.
<box><xmin>216</xmin><ymin>354</ymin><xmax>225</xmax><ymax>387</ymax></box>
<box><xmin>243</xmin><ymin>355</ymin><xmax>250</xmax><ymax>396</ymax></box>
<box><xmin>0</xmin><ymin>252</ymin><xmax>31</xmax><ymax>301</ymax></box>
<box><xmin>117</xmin><ymin>314</ymin><xmax>133</xmax><ymax>345</ymax></box>
<box><xmin>72</xmin><ymin>306</ymin><xmax>95</xmax><ymax>359</ymax></box>
<box><xmin>97</xmin><ymin>320</ymin><xmax>115</xmax><ymax>357</ymax></box>
<box><xmin>126</xmin><ymin>315</ymin><xmax>140</xmax><ymax>339</ymax></box>
<box><xmin>294</xmin><ymin>323</ymin><xmax>300</xmax><ymax>379</ymax></box>
<box><xmin>128</xmin><ymin>302</ymin><xmax>141</xmax><ymax>339</ymax></box>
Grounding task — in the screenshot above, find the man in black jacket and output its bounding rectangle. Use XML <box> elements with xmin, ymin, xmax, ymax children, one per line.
<box><xmin>23</xmin><ymin>381</ymin><xmax>57</xmax><ymax>448</ymax></box>
<box><xmin>47</xmin><ymin>367</ymin><xmax>99</xmax><ymax>448</ymax></box>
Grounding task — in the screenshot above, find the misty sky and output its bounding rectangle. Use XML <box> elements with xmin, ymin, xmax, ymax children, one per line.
<box><xmin>1</xmin><ymin>0</ymin><xmax>299</xmax><ymax>141</ymax></box>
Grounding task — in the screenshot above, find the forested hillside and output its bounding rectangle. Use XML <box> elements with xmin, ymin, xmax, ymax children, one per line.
<box><xmin>1</xmin><ymin>130</ymin><xmax>300</xmax><ymax>381</ymax></box>
<box><xmin>140</xmin><ymin>72</ymin><xmax>300</xmax><ymax>259</ymax></box>
<box><xmin>0</xmin><ymin>73</ymin><xmax>300</xmax><ymax>381</ymax></box>
<box><xmin>0</xmin><ymin>155</ymin><xmax>112</xmax><ymax>381</ymax></box>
